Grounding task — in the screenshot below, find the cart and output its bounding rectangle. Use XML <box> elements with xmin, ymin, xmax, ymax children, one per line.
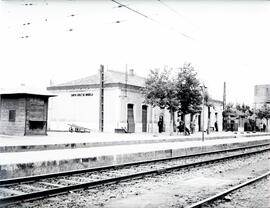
<box><xmin>68</xmin><ymin>124</ymin><xmax>91</xmax><ymax>133</ymax></box>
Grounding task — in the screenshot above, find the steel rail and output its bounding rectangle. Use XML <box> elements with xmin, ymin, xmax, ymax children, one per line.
<box><xmin>0</xmin><ymin>146</ymin><xmax>269</xmax><ymax>207</ymax></box>
<box><xmin>1</xmin><ymin>142</ymin><xmax>269</xmax><ymax>187</ymax></box>
<box><xmin>187</xmin><ymin>171</ymin><xmax>270</xmax><ymax>208</ymax></box>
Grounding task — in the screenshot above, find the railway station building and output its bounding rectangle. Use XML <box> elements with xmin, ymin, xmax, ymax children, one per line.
<box><xmin>47</xmin><ymin>69</ymin><xmax>223</xmax><ymax>133</ymax></box>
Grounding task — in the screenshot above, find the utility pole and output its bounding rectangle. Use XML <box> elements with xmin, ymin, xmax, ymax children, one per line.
<box><xmin>223</xmin><ymin>82</ymin><xmax>226</xmax><ymax>110</ymax></box>
<box><xmin>223</xmin><ymin>82</ymin><xmax>226</xmax><ymax>131</ymax></box>
<box><xmin>201</xmin><ymin>85</ymin><xmax>207</xmax><ymax>142</ymax></box>
<box><xmin>253</xmin><ymin>102</ymin><xmax>256</xmax><ymax>132</ymax></box>
<box><xmin>99</xmin><ymin>65</ymin><xmax>104</xmax><ymax>132</ymax></box>
<box><xmin>125</xmin><ymin>64</ymin><xmax>128</xmax><ymax>97</ymax></box>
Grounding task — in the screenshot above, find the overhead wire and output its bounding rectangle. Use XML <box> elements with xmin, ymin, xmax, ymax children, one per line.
<box><xmin>16</xmin><ymin>1</ymin><xmax>193</xmax><ymax>40</ymax></box>
<box><xmin>111</xmin><ymin>0</ymin><xmax>154</xmax><ymax>20</ymax></box>
<box><xmin>157</xmin><ymin>0</ymin><xmax>198</xmax><ymax>30</ymax></box>
<box><xmin>111</xmin><ymin>0</ymin><xmax>194</xmax><ymax>40</ymax></box>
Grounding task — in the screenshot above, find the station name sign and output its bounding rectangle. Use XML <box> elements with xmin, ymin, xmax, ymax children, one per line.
<box><xmin>71</xmin><ymin>93</ymin><xmax>93</xmax><ymax>97</ymax></box>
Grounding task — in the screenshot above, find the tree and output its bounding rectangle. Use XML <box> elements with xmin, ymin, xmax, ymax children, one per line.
<box><xmin>235</xmin><ymin>103</ymin><xmax>253</xmax><ymax>118</ymax></box>
<box><xmin>224</xmin><ymin>103</ymin><xmax>252</xmax><ymax>118</ymax></box>
<box><xmin>256</xmin><ymin>104</ymin><xmax>270</xmax><ymax>131</ymax></box>
<box><xmin>175</xmin><ymin>63</ymin><xmax>202</xmax><ymax>133</ymax></box>
<box><xmin>143</xmin><ymin>63</ymin><xmax>202</xmax><ymax>135</ymax></box>
<box><xmin>142</xmin><ymin>68</ymin><xmax>178</xmax><ymax>134</ymax></box>
<box><xmin>223</xmin><ymin>103</ymin><xmax>254</xmax><ymax>131</ymax></box>
<box><xmin>256</xmin><ymin>104</ymin><xmax>270</xmax><ymax>119</ymax></box>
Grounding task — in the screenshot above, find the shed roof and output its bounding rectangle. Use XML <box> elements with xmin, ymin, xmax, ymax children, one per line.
<box><xmin>0</xmin><ymin>87</ymin><xmax>56</xmax><ymax>97</ymax></box>
<box><xmin>51</xmin><ymin>70</ymin><xmax>146</xmax><ymax>88</ymax></box>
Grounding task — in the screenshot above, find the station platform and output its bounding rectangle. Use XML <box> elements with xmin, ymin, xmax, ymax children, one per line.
<box><xmin>0</xmin><ymin>132</ymin><xmax>270</xmax><ymax>179</ymax></box>
<box><xmin>1</xmin><ymin>131</ymin><xmax>270</xmax><ymax>152</ymax></box>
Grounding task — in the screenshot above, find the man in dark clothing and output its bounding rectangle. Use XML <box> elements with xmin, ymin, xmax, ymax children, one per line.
<box><xmin>178</xmin><ymin>120</ymin><xmax>190</xmax><ymax>135</ymax></box>
<box><xmin>190</xmin><ymin>121</ymin><xmax>195</xmax><ymax>134</ymax></box>
<box><xmin>263</xmin><ymin>123</ymin><xmax>266</xmax><ymax>132</ymax></box>
<box><xmin>158</xmin><ymin>116</ymin><xmax>163</xmax><ymax>133</ymax></box>
<box><xmin>215</xmin><ymin>121</ymin><xmax>218</xmax><ymax>132</ymax></box>
<box><xmin>177</xmin><ymin>120</ymin><xmax>184</xmax><ymax>133</ymax></box>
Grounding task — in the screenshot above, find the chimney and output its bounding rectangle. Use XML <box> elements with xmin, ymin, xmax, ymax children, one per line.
<box><xmin>129</xmin><ymin>69</ymin><xmax>134</xmax><ymax>76</ymax></box>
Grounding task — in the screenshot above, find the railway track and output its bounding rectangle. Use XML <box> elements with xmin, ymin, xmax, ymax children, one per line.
<box><xmin>187</xmin><ymin>171</ymin><xmax>270</xmax><ymax>208</ymax></box>
<box><xmin>0</xmin><ymin>142</ymin><xmax>269</xmax><ymax>207</ymax></box>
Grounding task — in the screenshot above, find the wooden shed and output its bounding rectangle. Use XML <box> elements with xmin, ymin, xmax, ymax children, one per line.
<box><xmin>0</xmin><ymin>88</ymin><xmax>56</xmax><ymax>136</ymax></box>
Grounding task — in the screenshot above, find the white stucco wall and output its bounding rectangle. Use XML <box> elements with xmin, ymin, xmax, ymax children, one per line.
<box><xmin>119</xmin><ymin>88</ymin><xmax>151</xmax><ymax>133</ymax></box>
<box><xmin>118</xmin><ymin>88</ymin><xmax>172</xmax><ymax>133</ymax></box>
<box><xmin>48</xmin><ymin>87</ymin><xmax>122</xmax><ymax>132</ymax></box>
<box><xmin>103</xmin><ymin>87</ymin><xmax>121</xmax><ymax>132</ymax></box>
<box><xmin>48</xmin><ymin>86</ymin><xmax>157</xmax><ymax>133</ymax></box>
<box><xmin>48</xmin><ymin>89</ymin><xmax>99</xmax><ymax>131</ymax></box>
<box><xmin>200</xmin><ymin>103</ymin><xmax>223</xmax><ymax>132</ymax></box>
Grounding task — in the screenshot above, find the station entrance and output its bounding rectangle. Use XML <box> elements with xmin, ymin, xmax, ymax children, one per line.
<box><xmin>127</xmin><ymin>104</ymin><xmax>135</xmax><ymax>133</ymax></box>
<box><xmin>142</xmin><ymin>105</ymin><xmax>147</xmax><ymax>132</ymax></box>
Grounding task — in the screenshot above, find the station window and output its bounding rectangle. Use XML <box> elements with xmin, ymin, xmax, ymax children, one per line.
<box><xmin>9</xmin><ymin>110</ymin><xmax>16</xmax><ymax>122</ymax></box>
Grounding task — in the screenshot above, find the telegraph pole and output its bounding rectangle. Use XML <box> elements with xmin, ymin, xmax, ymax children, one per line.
<box><xmin>223</xmin><ymin>82</ymin><xmax>226</xmax><ymax>131</ymax></box>
<box><xmin>99</xmin><ymin>65</ymin><xmax>104</xmax><ymax>132</ymax></box>
<box><xmin>201</xmin><ymin>85</ymin><xmax>206</xmax><ymax>142</ymax></box>
<box><xmin>202</xmin><ymin>87</ymin><xmax>205</xmax><ymax>142</ymax></box>
<box><xmin>223</xmin><ymin>82</ymin><xmax>226</xmax><ymax>110</ymax></box>
<box><xmin>125</xmin><ymin>64</ymin><xmax>128</xmax><ymax>97</ymax></box>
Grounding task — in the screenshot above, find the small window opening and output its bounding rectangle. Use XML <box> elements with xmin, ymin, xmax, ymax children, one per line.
<box><xmin>9</xmin><ymin>110</ymin><xmax>16</xmax><ymax>122</ymax></box>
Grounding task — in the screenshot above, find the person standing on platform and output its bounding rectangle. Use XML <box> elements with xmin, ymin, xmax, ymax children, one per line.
<box><xmin>176</xmin><ymin>118</ymin><xmax>181</xmax><ymax>134</ymax></box>
<box><xmin>158</xmin><ymin>116</ymin><xmax>163</xmax><ymax>133</ymax></box>
<box><xmin>190</xmin><ymin>121</ymin><xmax>195</xmax><ymax>134</ymax></box>
<box><xmin>263</xmin><ymin>123</ymin><xmax>266</xmax><ymax>132</ymax></box>
<box><xmin>260</xmin><ymin>122</ymin><xmax>263</xmax><ymax>132</ymax></box>
<box><xmin>215</xmin><ymin>121</ymin><xmax>218</xmax><ymax>132</ymax></box>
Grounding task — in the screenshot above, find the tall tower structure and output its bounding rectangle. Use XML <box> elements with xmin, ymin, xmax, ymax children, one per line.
<box><xmin>254</xmin><ymin>85</ymin><xmax>270</xmax><ymax>108</ymax></box>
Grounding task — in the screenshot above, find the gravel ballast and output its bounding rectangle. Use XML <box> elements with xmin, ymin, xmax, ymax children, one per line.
<box><xmin>7</xmin><ymin>150</ymin><xmax>270</xmax><ymax>208</ymax></box>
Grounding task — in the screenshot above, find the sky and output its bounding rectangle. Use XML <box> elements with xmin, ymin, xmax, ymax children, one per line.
<box><xmin>0</xmin><ymin>0</ymin><xmax>269</xmax><ymax>105</ymax></box>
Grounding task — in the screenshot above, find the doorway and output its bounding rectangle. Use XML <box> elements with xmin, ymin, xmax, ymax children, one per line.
<box><xmin>198</xmin><ymin>114</ymin><xmax>201</xmax><ymax>131</ymax></box>
<box><xmin>142</xmin><ymin>105</ymin><xmax>147</xmax><ymax>132</ymax></box>
<box><xmin>127</xmin><ymin>104</ymin><xmax>135</xmax><ymax>133</ymax></box>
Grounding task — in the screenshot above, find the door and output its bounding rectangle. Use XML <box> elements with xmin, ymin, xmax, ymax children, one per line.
<box><xmin>198</xmin><ymin>114</ymin><xmax>201</xmax><ymax>131</ymax></box>
<box><xmin>127</xmin><ymin>104</ymin><xmax>135</xmax><ymax>133</ymax></box>
<box><xmin>142</xmin><ymin>105</ymin><xmax>147</xmax><ymax>132</ymax></box>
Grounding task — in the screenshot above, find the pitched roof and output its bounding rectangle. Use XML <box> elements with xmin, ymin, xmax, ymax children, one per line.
<box><xmin>52</xmin><ymin>70</ymin><xmax>146</xmax><ymax>88</ymax></box>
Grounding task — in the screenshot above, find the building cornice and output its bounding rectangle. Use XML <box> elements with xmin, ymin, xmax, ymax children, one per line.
<box><xmin>47</xmin><ymin>83</ymin><xmax>143</xmax><ymax>91</ymax></box>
